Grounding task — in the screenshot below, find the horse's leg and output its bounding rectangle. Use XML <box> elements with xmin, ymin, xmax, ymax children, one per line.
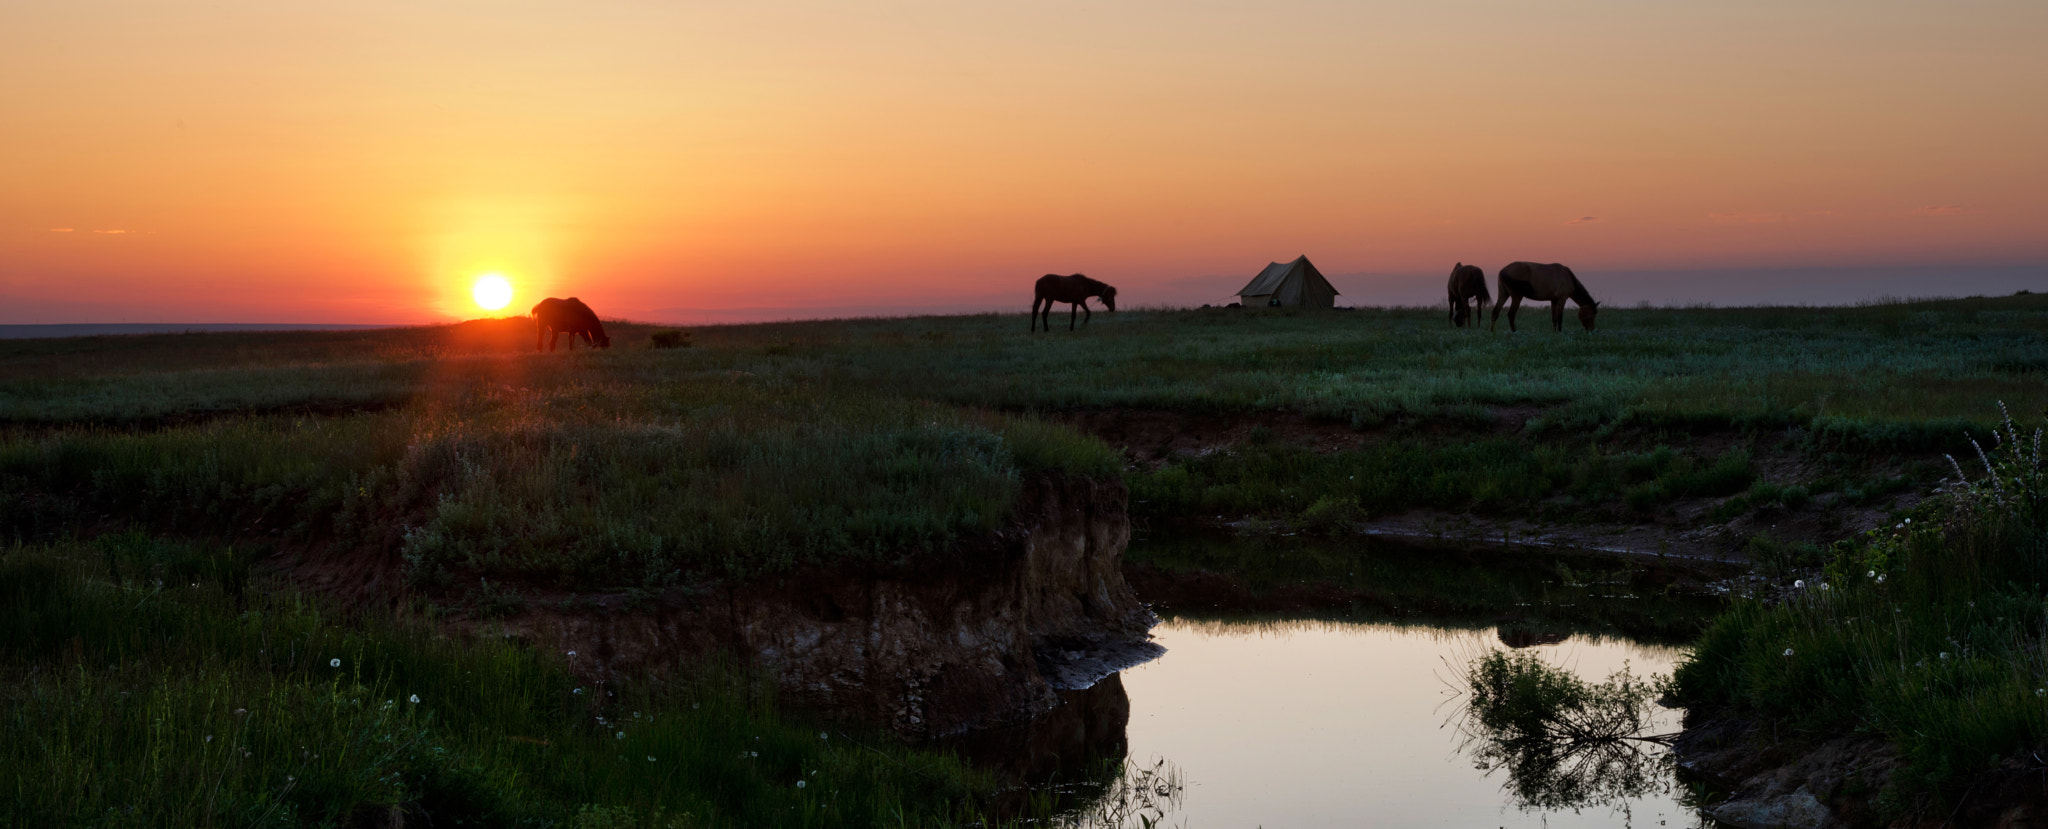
<box><xmin>1081</xmin><ymin>301</ymin><xmax>1092</xmax><ymax>327</ymax></box>
<box><xmin>1489</xmin><ymin>295</ymin><xmax>1506</xmax><ymax>331</ymax></box>
<box><xmin>1551</xmin><ymin>300</ymin><xmax>1565</xmax><ymax>332</ymax></box>
<box><xmin>1030</xmin><ymin>297</ymin><xmax>1041</xmax><ymax>332</ymax></box>
<box><xmin>1507</xmin><ymin>296</ymin><xmax>1523</xmax><ymax>332</ymax></box>
<box><xmin>1069</xmin><ymin>302</ymin><xmax>1078</xmax><ymax>331</ymax></box>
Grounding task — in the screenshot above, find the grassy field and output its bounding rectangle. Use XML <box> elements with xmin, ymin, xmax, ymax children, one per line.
<box><xmin>2</xmin><ymin>295</ymin><xmax>2044</xmax><ymax>823</ymax></box>
<box><xmin>5</xmin><ymin>294</ymin><xmax>2045</xmax><ymax>587</ymax></box>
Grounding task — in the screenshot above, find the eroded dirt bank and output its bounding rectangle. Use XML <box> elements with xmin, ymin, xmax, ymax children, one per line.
<box><xmin>1674</xmin><ymin>715</ymin><xmax>2048</xmax><ymax>829</ymax></box>
<box><xmin>464</xmin><ymin>477</ymin><xmax>1160</xmax><ymax>738</ymax></box>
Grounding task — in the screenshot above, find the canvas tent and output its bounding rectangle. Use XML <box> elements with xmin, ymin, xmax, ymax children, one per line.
<box><xmin>1237</xmin><ymin>255</ymin><xmax>1339</xmax><ymax>308</ymax></box>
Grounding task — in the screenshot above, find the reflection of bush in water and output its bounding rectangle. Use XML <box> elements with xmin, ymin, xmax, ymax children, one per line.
<box><xmin>1459</xmin><ymin>651</ymin><xmax>1677</xmax><ymax>812</ymax></box>
<box><xmin>1057</xmin><ymin>757</ymin><xmax>1183</xmax><ymax>829</ymax></box>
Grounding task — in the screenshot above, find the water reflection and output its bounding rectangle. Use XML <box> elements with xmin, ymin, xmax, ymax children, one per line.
<box><xmin>977</xmin><ymin>619</ymin><xmax>1713</xmax><ymax>828</ymax></box>
<box><xmin>963</xmin><ymin>531</ymin><xmax>1729</xmax><ymax>826</ymax></box>
<box><xmin>1454</xmin><ymin>650</ymin><xmax>1688</xmax><ymax>817</ymax></box>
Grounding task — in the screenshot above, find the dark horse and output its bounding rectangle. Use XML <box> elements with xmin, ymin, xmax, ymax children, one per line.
<box><xmin>532</xmin><ymin>297</ymin><xmax>612</xmax><ymax>351</ymax></box>
<box><xmin>1490</xmin><ymin>262</ymin><xmax>1598</xmax><ymax>332</ymax></box>
<box><xmin>1447</xmin><ymin>262</ymin><xmax>1490</xmax><ymax>328</ymax></box>
<box><xmin>1030</xmin><ymin>274</ymin><xmax>1118</xmax><ymax>332</ymax></box>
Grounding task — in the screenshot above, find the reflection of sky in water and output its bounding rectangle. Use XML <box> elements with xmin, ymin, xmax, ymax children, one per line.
<box><xmin>1115</xmin><ymin>618</ymin><xmax>1704</xmax><ymax>828</ymax></box>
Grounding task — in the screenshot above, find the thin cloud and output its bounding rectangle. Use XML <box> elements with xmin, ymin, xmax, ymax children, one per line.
<box><xmin>1911</xmin><ymin>204</ymin><xmax>1964</xmax><ymax>216</ymax></box>
<box><xmin>1567</xmin><ymin>216</ymin><xmax>1599</xmax><ymax>224</ymax></box>
<box><xmin>48</xmin><ymin>228</ymin><xmax>74</xmax><ymax>232</ymax></box>
<box><xmin>91</xmin><ymin>229</ymin><xmax>129</xmax><ymax>234</ymax></box>
<box><xmin>1708</xmin><ymin>212</ymin><xmax>1788</xmax><ymax>224</ymax></box>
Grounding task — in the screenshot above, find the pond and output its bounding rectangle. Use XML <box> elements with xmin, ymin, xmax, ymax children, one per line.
<box><xmin>964</xmin><ymin>534</ymin><xmax>1732</xmax><ymax>827</ymax></box>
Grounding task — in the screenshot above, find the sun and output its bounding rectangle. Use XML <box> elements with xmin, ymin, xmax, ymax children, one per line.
<box><xmin>472</xmin><ymin>273</ymin><xmax>513</xmax><ymax>311</ymax></box>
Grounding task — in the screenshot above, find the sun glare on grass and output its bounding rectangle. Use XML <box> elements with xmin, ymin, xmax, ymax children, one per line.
<box><xmin>473</xmin><ymin>274</ymin><xmax>513</xmax><ymax>311</ymax></box>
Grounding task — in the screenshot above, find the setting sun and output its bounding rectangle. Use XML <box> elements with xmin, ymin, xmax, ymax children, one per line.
<box><xmin>472</xmin><ymin>274</ymin><xmax>513</xmax><ymax>312</ymax></box>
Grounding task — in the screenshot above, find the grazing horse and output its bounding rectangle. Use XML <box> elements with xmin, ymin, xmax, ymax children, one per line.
<box><xmin>532</xmin><ymin>297</ymin><xmax>612</xmax><ymax>351</ymax></box>
<box><xmin>1490</xmin><ymin>262</ymin><xmax>1598</xmax><ymax>332</ymax></box>
<box><xmin>1031</xmin><ymin>274</ymin><xmax>1118</xmax><ymax>332</ymax></box>
<box><xmin>1446</xmin><ymin>262</ymin><xmax>1489</xmax><ymax>328</ymax></box>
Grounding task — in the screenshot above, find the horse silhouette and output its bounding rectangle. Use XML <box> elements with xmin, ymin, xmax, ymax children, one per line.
<box><xmin>1490</xmin><ymin>262</ymin><xmax>1598</xmax><ymax>332</ymax></box>
<box><xmin>1447</xmin><ymin>262</ymin><xmax>1490</xmax><ymax>328</ymax></box>
<box><xmin>532</xmin><ymin>297</ymin><xmax>612</xmax><ymax>351</ymax></box>
<box><xmin>1030</xmin><ymin>274</ymin><xmax>1118</xmax><ymax>332</ymax></box>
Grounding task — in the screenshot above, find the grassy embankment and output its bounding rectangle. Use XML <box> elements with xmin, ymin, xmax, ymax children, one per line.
<box><xmin>1674</xmin><ymin>409</ymin><xmax>2048</xmax><ymax>814</ymax></box>
<box><xmin>0</xmin><ymin>538</ymin><xmax>987</xmax><ymax>828</ymax></box>
<box><xmin>1126</xmin><ymin>532</ymin><xmax>1728</xmax><ymax>644</ymax></box>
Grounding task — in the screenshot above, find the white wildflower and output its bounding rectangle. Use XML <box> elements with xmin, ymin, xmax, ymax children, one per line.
<box><xmin>648</xmin><ymin>756</ymin><xmax>656</xmax><ymax>762</ymax></box>
<box><xmin>820</xmin><ymin>732</ymin><xmax>828</xmax><ymax>741</ymax></box>
<box><xmin>616</xmin><ymin>731</ymin><xmax>626</xmax><ymax>740</ymax></box>
<box><xmin>330</xmin><ymin>658</ymin><xmax>342</xmax><ymax>668</ymax></box>
<box><xmin>409</xmin><ymin>694</ymin><xmax>420</xmax><ymax>704</ymax></box>
<box><xmin>1877</xmin><ymin>575</ymin><xmax>1886</xmax><ymax>584</ymax></box>
<box><xmin>1868</xmin><ymin>571</ymin><xmax>1876</xmax><ymax>578</ymax></box>
<box><xmin>1783</xmin><ymin>648</ymin><xmax>1794</xmax><ymax>657</ymax></box>
<box><xmin>1941</xmin><ymin>652</ymin><xmax>1950</xmax><ymax>660</ymax></box>
<box><xmin>797</xmin><ymin>780</ymin><xmax>807</xmax><ymax>789</ymax></box>
<box><xmin>1793</xmin><ymin>580</ymin><xmax>1805</xmax><ymax>589</ymax></box>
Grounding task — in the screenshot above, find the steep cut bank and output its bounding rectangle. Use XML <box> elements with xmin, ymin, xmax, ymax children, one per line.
<box><xmin>482</xmin><ymin>477</ymin><xmax>1160</xmax><ymax>738</ymax></box>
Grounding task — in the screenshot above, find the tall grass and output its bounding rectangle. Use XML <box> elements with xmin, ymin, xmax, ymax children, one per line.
<box><xmin>0</xmin><ymin>379</ymin><xmax>1121</xmax><ymax>588</ymax></box>
<box><xmin>0</xmin><ymin>539</ymin><xmax>989</xmax><ymax>827</ymax></box>
<box><xmin>1674</xmin><ymin>408</ymin><xmax>2048</xmax><ymax>809</ymax></box>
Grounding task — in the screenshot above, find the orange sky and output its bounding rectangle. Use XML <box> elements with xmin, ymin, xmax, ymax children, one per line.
<box><xmin>4</xmin><ymin>0</ymin><xmax>2044</xmax><ymax>323</ymax></box>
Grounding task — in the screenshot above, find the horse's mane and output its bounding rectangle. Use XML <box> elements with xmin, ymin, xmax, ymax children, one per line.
<box><xmin>1571</xmin><ymin>278</ymin><xmax>1597</xmax><ymax>307</ymax></box>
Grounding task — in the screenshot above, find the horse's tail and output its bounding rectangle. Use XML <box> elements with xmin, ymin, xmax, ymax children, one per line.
<box><xmin>1474</xmin><ymin>275</ymin><xmax>1491</xmax><ymax>303</ymax></box>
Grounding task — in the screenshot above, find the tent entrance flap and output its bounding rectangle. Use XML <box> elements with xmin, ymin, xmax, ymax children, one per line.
<box><xmin>1234</xmin><ymin>255</ymin><xmax>1340</xmax><ymax>308</ymax></box>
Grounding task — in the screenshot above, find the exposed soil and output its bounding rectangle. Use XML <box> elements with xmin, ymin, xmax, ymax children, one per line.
<box><xmin>282</xmin><ymin>477</ymin><xmax>1162</xmax><ymax>739</ymax></box>
<box><xmin>1675</xmin><ymin>713</ymin><xmax>2048</xmax><ymax>829</ymax></box>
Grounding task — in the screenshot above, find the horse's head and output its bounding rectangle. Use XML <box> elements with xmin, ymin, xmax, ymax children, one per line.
<box><xmin>1578</xmin><ymin>301</ymin><xmax>1598</xmax><ymax>331</ymax></box>
<box><xmin>1099</xmin><ymin>285</ymin><xmax>1117</xmax><ymax>312</ymax></box>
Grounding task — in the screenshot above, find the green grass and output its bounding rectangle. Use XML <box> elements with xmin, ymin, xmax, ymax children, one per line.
<box><xmin>0</xmin><ymin>379</ymin><xmax>1118</xmax><ymax>588</ymax></box>
<box><xmin>1673</xmin><ymin>409</ymin><xmax>2048</xmax><ymax>811</ymax></box>
<box><xmin>8</xmin><ymin>297</ymin><xmax>2048</xmax><ymax>432</ymax></box>
<box><xmin>0</xmin><ymin>538</ymin><xmax>990</xmax><ymax>828</ymax></box>
<box><xmin>7</xmin><ymin>297</ymin><xmax>2042</xmax><ymax>587</ymax></box>
<box><xmin>1130</xmin><ymin>438</ymin><xmax>1756</xmax><ymax>525</ymax></box>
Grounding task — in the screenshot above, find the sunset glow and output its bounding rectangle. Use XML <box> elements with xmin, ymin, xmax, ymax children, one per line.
<box><xmin>472</xmin><ymin>274</ymin><xmax>513</xmax><ymax>312</ymax></box>
<box><xmin>2</xmin><ymin>1</ymin><xmax>2043</xmax><ymax>323</ymax></box>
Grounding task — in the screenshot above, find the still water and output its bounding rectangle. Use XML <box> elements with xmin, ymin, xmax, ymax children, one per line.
<box><xmin>985</xmin><ymin>535</ymin><xmax>1730</xmax><ymax>828</ymax></box>
<box><xmin>1103</xmin><ymin>618</ymin><xmax>1706</xmax><ymax>828</ymax></box>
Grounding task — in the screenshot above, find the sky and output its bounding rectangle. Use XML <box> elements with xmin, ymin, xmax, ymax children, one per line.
<box><xmin>3</xmin><ymin>0</ymin><xmax>2044</xmax><ymax>324</ymax></box>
